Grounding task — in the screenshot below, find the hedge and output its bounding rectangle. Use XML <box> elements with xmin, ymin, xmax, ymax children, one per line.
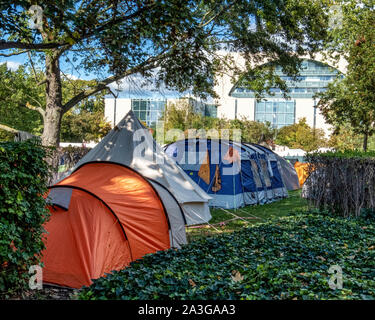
<box><xmin>0</xmin><ymin>140</ymin><xmax>50</xmax><ymax>298</ymax></box>
<box><xmin>304</xmin><ymin>151</ymin><xmax>375</xmax><ymax>217</ymax></box>
<box><xmin>79</xmin><ymin>213</ymin><xmax>375</xmax><ymax>300</ymax></box>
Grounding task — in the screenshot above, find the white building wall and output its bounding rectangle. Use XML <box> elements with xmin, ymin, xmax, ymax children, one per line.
<box><xmin>295</xmin><ymin>99</ymin><xmax>315</xmax><ymax>127</ymax></box>
<box><xmin>104</xmin><ymin>98</ymin><xmax>131</xmax><ymax>126</ymax></box>
<box><xmin>294</xmin><ymin>99</ymin><xmax>332</xmax><ymax>134</ymax></box>
<box><xmin>315</xmin><ymin>105</ymin><xmax>332</xmax><ymax>134</ymax></box>
<box><xmin>236</xmin><ymin>98</ymin><xmax>254</xmax><ymax>120</ymax></box>
<box><xmin>217</xmin><ymin>97</ymin><xmax>236</xmax><ymax>119</ymax></box>
<box><xmin>104</xmin><ymin>96</ymin><xmax>332</xmax><ymax>135</ymax></box>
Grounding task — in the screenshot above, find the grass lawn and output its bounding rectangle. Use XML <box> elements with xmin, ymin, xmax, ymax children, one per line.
<box><xmin>186</xmin><ymin>189</ymin><xmax>308</xmax><ymax>241</ymax></box>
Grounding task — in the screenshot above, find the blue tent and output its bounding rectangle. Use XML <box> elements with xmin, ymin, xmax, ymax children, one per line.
<box><xmin>164</xmin><ymin>139</ymin><xmax>288</xmax><ymax>209</ymax></box>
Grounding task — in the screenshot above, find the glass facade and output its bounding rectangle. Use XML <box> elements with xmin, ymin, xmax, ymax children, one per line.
<box><xmin>204</xmin><ymin>104</ymin><xmax>218</xmax><ymax>118</ymax></box>
<box><xmin>255</xmin><ymin>100</ymin><xmax>295</xmax><ymax>129</ymax></box>
<box><xmin>131</xmin><ymin>99</ymin><xmax>217</xmax><ymax>127</ymax></box>
<box><xmin>131</xmin><ymin>99</ymin><xmax>166</xmax><ymax>128</ymax></box>
<box><xmin>230</xmin><ymin>59</ymin><xmax>339</xmax><ymax>99</ymax></box>
<box><xmin>229</xmin><ymin>59</ymin><xmax>340</xmax><ymax>128</ymax></box>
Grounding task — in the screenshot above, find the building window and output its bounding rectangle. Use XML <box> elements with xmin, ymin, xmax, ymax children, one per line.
<box><xmin>204</xmin><ymin>104</ymin><xmax>217</xmax><ymax>118</ymax></box>
<box><xmin>255</xmin><ymin>100</ymin><xmax>295</xmax><ymax>129</ymax></box>
<box><xmin>230</xmin><ymin>59</ymin><xmax>340</xmax><ymax>99</ymax></box>
<box><xmin>131</xmin><ymin>99</ymin><xmax>166</xmax><ymax>128</ymax></box>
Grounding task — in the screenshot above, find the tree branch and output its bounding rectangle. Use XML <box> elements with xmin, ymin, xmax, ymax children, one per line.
<box><xmin>0</xmin><ymin>50</ymin><xmax>29</xmax><ymax>57</ymax></box>
<box><xmin>1</xmin><ymin>3</ymin><xmax>156</xmax><ymax>55</ymax></box>
<box><xmin>37</xmin><ymin>79</ymin><xmax>47</xmax><ymax>86</ymax></box>
<box><xmin>199</xmin><ymin>1</ymin><xmax>237</xmax><ymax>28</ymax></box>
<box><xmin>78</xmin><ymin>2</ymin><xmax>156</xmax><ymax>42</ymax></box>
<box><xmin>62</xmin><ymin>53</ymin><xmax>167</xmax><ymax>113</ymax></box>
<box><xmin>0</xmin><ymin>40</ymin><xmax>66</xmax><ymax>51</ymax></box>
<box><xmin>25</xmin><ymin>101</ymin><xmax>45</xmax><ymax>119</ymax></box>
<box><xmin>0</xmin><ymin>123</ymin><xmax>20</xmax><ymax>134</ymax></box>
<box><xmin>27</xmin><ymin>51</ymin><xmax>47</xmax><ymax>86</ymax></box>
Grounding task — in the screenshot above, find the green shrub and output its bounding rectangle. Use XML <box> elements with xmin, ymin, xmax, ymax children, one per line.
<box><xmin>79</xmin><ymin>213</ymin><xmax>375</xmax><ymax>300</ymax></box>
<box><xmin>308</xmin><ymin>150</ymin><xmax>375</xmax><ymax>159</ymax></box>
<box><xmin>304</xmin><ymin>151</ymin><xmax>375</xmax><ymax>217</ymax></box>
<box><xmin>0</xmin><ymin>140</ymin><xmax>50</xmax><ymax>298</ymax></box>
<box><xmin>275</xmin><ymin>118</ymin><xmax>327</xmax><ymax>152</ymax></box>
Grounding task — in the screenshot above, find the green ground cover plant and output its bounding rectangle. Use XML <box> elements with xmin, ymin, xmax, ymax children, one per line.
<box><xmin>79</xmin><ymin>212</ymin><xmax>375</xmax><ymax>300</ymax></box>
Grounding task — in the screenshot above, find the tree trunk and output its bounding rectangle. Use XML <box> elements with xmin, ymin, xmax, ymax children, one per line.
<box><xmin>41</xmin><ymin>51</ymin><xmax>63</xmax><ymax>147</ymax></box>
<box><xmin>363</xmin><ymin>132</ymin><xmax>368</xmax><ymax>152</ymax></box>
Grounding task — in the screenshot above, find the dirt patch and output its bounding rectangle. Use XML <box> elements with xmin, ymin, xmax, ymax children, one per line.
<box><xmin>7</xmin><ymin>285</ymin><xmax>79</xmax><ymax>300</ymax></box>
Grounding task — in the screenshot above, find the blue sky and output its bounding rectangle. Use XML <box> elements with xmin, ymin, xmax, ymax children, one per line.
<box><xmin>0</xmin><ymin>52</ymin><xmax>182</xmax><ymax>99</ymax></box>
<box><xmin>0</xmin><ymin>51</ymin><xmax>203</xmax><ymax>101</ymax></box>
<box><xmin>0</xmin><ymin>51</ymin><xmax>95</xmax><ymax>80</ymax></box>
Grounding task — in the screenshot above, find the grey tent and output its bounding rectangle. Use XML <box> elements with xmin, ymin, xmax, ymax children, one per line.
<box><xmin>276</xmin><ymin>156</ymin><xmax>301</xmax><ymax>190</ymax></box>
<box><xmin>245</xmin><ymin>144</ymin><xmax>300</xmax><ymax>191</ymax></box>
<box><xmin>69</xmin><ymin>110</ymin><xmax>212</xmax><ymax>227</ymax></box>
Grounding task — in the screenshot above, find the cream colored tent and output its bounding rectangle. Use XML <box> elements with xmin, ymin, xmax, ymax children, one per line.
<box><xmin>71</xmin><ymin>110</ymin><xmax>212</xmax><ymax>226</ymax></box>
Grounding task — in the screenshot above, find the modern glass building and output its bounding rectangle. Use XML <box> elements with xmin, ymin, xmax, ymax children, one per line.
<box><xmin>105</xmin><ymin>56</ymin><xmax>345</xmax><ymax>136</ymax></box>
<box><xmin>131</xmin><ymin>99</ymin><xmax>166</xmax><ymax>128</ymax></box>
<box><xmin>105</xmin><ymin>96</ymin><xmax>217</xmax><ymax>128</ymax></box>
<box><xmin>228</xmin><ymin>59</ymin><xmax>340</xmax><ymax>129</ymax></box>
<box><xmin>204</xmin><ymin>104</ymin><xmax>218</xmax><ymax>118</ymax></box>
<box><xmin>253</xmin><ymin>100</ymin><xmax>296</xmax><ymax>129</ymax></box>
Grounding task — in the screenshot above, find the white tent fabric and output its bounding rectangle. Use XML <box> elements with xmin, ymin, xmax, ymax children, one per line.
<box><xmin>149</xmin><ymin>181</ymin><xmax>187</xmax><ymax>248</ymax></box>
<box><xmin>71</xmin><ymin>110</ymin><xmax>212</xmax><ymax>225</ymax></box>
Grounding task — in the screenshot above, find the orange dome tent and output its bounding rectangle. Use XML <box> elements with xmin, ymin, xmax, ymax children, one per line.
<box><xmin>43</xmin><ymin>162</ymin><xmax>183</xmax><ymax>288</ymax></box>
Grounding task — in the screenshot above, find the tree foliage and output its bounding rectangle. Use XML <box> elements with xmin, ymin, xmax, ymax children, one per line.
<box><xmin>0</xmin><ymin>0</ymin><xmax>330</xmax><ymax>146</ymax></box>
<box><xmin>60</xmin><ymin>109</ymin><xmax>111</xmax><ymax>143</ymax></box>
<box><xmin>327</xmin><ymin>123</ymin><xmax>375</xmax><ymax>151</ymax></box>
<box><xmin>0</xmin><ymin>64</ymin><xmax>111</xmax><ymax>143</ymax></box>
<box><xmin>60</xmin><ymin>80</ymin><xmax>111</xmax><ymax>142</ymax></box>
<box><xmin>275</xmin><ymin>118</ymin><xmax>327</xmax><ymax>152</ymax></box>
<box><xmin>0</xmin><ymin>63</ymin><xmax>44</xmax><ymax>140</ymax></box>
<box><xmin>318</xmin><ymin>0</ymin><xmax>375</xmax><ymax>151</ymax></box>
<box><xmin>162</xmin><ymin>102</ymin><xmax>275</xmax><ymax>144</ymax></box>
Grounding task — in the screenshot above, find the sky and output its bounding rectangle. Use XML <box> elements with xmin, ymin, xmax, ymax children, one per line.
<box><xmin>0</xmin><ymin>52</ymin><xmax>209</xmax><ymax>102</ymax></box>
<box><xmin>0</xmin><ymin>51</ymin><xmax>96</xmax><ymax>80</ymax></box>
<box><xmin>2</xmin><ymin>60</ymin><xmax>22</xmax><ymax>71</ymax></box>
<box><xmin>0</xmin><ymin>52</ymin><xmax>183</xmax><ymax>99</ymax></box>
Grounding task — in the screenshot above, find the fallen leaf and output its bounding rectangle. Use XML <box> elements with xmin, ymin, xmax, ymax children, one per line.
<box><xmin>231</xmin><ymin>270</ymin><xmax>244</xmax><ymax>282</ymax></box>
<box><xmin>188</xmin><ymin>279</ymin><xmax>196</xmax><ymax>287</ymax></box>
